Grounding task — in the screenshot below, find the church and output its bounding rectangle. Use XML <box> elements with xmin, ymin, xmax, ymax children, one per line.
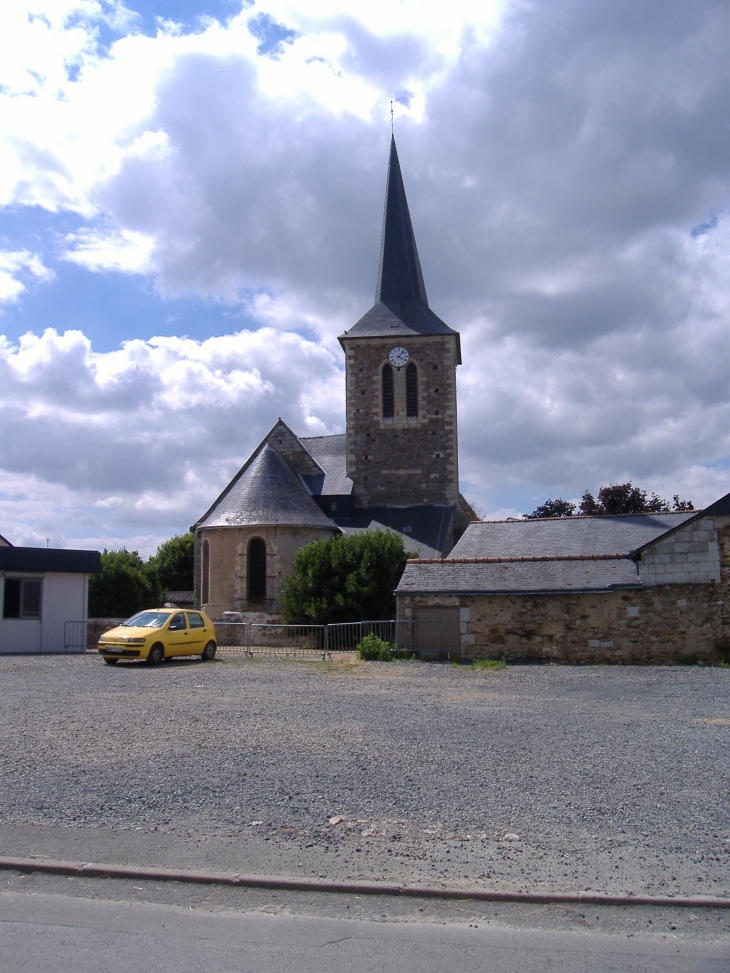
<box><xmin>192</xmin><ymin>137</ymin><xmax>730</xmax><ymax>666</ymax></box>
<box><xmin>192</xmin><ymin>138</ymin><xmax>477</xmax><ymax>615</ymax></box>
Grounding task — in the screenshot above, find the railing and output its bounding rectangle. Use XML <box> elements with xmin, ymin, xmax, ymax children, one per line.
<box><xmin>64</xmin><ymin>620</ymin><xmax>88</xmax><ymax>652</ymax></box>
<box><xmin>326</xmin><ymin>619</ymin><xmax>452</xmax><ymax>658</ymax></box>
<box><xmin>214</xmin><ymin>623</ymin><xmax>327</xmax><ymax>659</ymax></box>
<box><xmin>213</xmin><ymin>619</ymin><xmax>453</xmax><ymax>660</ymax></box>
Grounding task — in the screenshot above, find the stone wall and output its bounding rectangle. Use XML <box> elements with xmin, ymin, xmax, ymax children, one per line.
<box><xmin>197</xmin><ymin>524</ymin><xmax>336</xmax><ymax>615</ymax></box>
<box><xmin>637</xmin><ymin>515</ymin><xmax>721</xmax><ymax>586</ymax></box>
<box><xmin>398</xmin><ymin>585</ymin><xmax>725</xmax><ymax>664</ymax></box>
<box><xmin>342</xmin><ymin>334</ymin><xmax>459</xmax><ymax>509</ymax></box>
<box><xmin>86</xmin><ymin>618</ymin><xmax>124</xmax><ymax>649</ymax></box>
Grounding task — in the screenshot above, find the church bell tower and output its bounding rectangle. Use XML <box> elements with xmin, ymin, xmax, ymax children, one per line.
<box><xmin>339</xmin><ymin>138</ymin><xmax>462</xmax><ymax>509</ymax></box>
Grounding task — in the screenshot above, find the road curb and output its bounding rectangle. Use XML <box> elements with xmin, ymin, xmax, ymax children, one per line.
<box><xmin>1</xmin><ymin>856</ymin><xmax>729</xmax><ymax>908</ymax></box>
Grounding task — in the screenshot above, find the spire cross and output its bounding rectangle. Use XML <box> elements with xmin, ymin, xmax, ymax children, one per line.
<box><xmin>391</xmin><ymin>100</ymin><xmax>394</xmax><ymax>135</ymax></box>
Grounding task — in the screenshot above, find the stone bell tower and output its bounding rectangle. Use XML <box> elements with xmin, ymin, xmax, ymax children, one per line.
<box><xmin>339</xmin><ymin>137</ymin><xmax>461</xmax><ymax>509</ymax></box>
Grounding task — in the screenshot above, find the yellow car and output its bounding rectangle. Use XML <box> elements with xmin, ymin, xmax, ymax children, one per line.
<box><xmin>98</xmin><ymin>608</ymin><xmax>217</xmax><ymax>665</ymax></box>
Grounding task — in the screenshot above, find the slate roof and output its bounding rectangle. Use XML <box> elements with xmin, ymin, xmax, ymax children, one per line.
<box><xmin>166</xmin><ymin>591</ymin><xmax>195</xmax><ymax>604</ymax></box>
<box><xmin>0</xmin><ymin>547</ymin><xmax>100</xmax><ymax>574</ymax></box>
<box><xmin>298</xmin><ymin>433</ymin><xmax>353</xmax><ymax>496</ymax></box>
<box><xmin>340</xmin><ymin>504</ymin><xmax>455</xmax><ymax>559</ymax></box>
<box><xmin>450</xmin><ymin>512</ymin><xmax>695</xmax><ymax>560</ymax></box>
<box><xmin>631</xmin><ymin>491</ymin><xmax>730</xmax><ymax>557</ymax></box>
<box><xmin>396</xmin><ymin>557</ymin><xmax>640</xmax><ymax>595</ymax></box>
<box><xmin>339</xmin><ymin>137</ymin><xmax>461</xmax><ymax>360</ymax></box>
<box><xmin>196</xmin><ymin>444</ymin><xmax>337</xmax><ymax>531</ymax></box>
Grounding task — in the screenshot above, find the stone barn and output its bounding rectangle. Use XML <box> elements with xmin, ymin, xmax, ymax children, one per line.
<box><xmin>396</xmin><ymin>495</ymin><xmax>730</xmax><ymax>664</ymax></box>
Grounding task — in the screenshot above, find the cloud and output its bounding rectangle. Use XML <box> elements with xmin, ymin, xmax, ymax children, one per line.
<box><xmin>62</xmin><ymin>225</ymin><xmax>156</xmax><ymax>272</ymax></box>
<box><xmin>0</xmin><ymin>326</ymin><xmax>344</xmax><ymax>552</ymax></box>
<box><xmin>1</xmin><ymin>0</ymin><xmax>730</xmax><ymax>546</ymax></box>
<box><xmin>0</xmin><ymin>250</ymin><xmax>55</xmax><ymax>304</ymax></box>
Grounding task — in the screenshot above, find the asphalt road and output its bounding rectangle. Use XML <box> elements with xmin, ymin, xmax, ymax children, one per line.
<box><xmin>1</xmin><ymin>881</ymin><xmax>729</xmax><ymax>973</ymax></box>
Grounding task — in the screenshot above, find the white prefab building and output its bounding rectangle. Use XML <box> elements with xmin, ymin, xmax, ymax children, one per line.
<box><xmin>0</xmin><ymin>546</ymin><xmax>100</xmax><ymax>654</ymax></box>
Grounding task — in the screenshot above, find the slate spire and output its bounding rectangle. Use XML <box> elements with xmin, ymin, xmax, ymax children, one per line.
<box><xmin>340</xmin><ymin>137</ymin><xmax>460</xmax><ymax>355</ymax></box>
<box><xmin>376</xmin><ymin>136</ymin><xmax>428</xmax><ymax>307</ymax></box>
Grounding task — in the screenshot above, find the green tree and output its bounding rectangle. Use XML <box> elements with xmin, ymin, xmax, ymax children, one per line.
<box><xmin>527</xmin><ymin>483</ymin><xmax>695</xmax><ymax>519</ymax></box>
<box><xmin>146</xmin><ymin>532</ymin><xmax>195</xmax><ymax>592</ymax></box>
<box><xmin>88</xmin><ymin>549</ymin><xmax>163</xmax><ymax>618</ymax></box>
<box><xmin>280</xmin><ymin>530</ymin><xmax>413</xmax><ymax>625</ymax></box>
<box><xmin>525</xmin><ymin>498</ymin><xmax>575</xmax><ymax>519</ymax></box>
<box><xmin>579</xmin><ymin>483</ymin><xmax>694</xmax><ymax>516</ymax></box>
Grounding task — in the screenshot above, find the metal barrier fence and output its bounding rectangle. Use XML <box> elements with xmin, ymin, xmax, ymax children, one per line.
<box><xmin>325</xmin><ymin>619</ymin><xmax>452</xmax><ymax>658</ymax></box>
<box><xmin>64</xmin><ymin>620</ymin><xmax>88</xmax><ymax>652</ymax></box>
<box><xmin>213</xmin><ymin>619</ymin><xmax>453</xmax><ymax>660</ymax></box>
<box><xmin>214</xmin><ymin>623</ymin><xmax>327</xmax><ymax>658</ymax></box>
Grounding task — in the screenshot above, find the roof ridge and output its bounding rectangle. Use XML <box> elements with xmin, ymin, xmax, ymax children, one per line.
<box><xmin>410</xmin><ymin>553</ymin><xmax>633</xmax><ymax>564</ymax></box>
<box><xmin>472</xmin><ymin>510</ymin><xmax>702</xmax><ymax>525</ymax></box>
<box><xmin>299</xmin><ymin>433</ymin><xmax>345</xmax><ymax>441</ymax></box>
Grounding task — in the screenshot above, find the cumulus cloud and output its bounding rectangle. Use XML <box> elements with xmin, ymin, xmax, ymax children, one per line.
<box><xmin>1</xmin><ymin>0</ymin><xmax>730</xmax><ymax>544</ymax></box>
<box><xmin>62</xmin><ymin>225</ymin><xmax>156</xmax><ymax>272</ymax></box>
<box><xmin>0</xmin><ymin>250</ymin><xmax>55</xmax><ymax>304</ymax></box>
<box><xmin>0</xmin><ymin>326</ymin><xmax>343</xmax><ymax>552</ymax></box>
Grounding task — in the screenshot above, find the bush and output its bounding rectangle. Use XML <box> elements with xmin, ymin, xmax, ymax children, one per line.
<box><xmin>356</xmin><ymin>634</ymin><xmax>395</xmax><ymax>661</ymax></box>
<box><xmin>280</xmin><ymin>530</ymin><xmax>413</xmax><ymax>626</ymax></box>
<box><xmin>88</xmin><ymin>549</ymin><xmax>162</xmax><ymax>618</ymax></box>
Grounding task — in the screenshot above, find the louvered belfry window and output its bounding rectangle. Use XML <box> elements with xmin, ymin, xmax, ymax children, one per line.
<box><xmin>406</xmin><ymin>362</ymin><xmax>418</xmax><ymax>417</ymax></box>
<box><xmin>382</xmin><ymin>363</ymin><xmax>394</xmax><ymax>418</ymax></box>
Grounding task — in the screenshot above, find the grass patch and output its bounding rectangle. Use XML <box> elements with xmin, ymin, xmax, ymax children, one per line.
<box><xmin>676</xmin><ymin>653</ymin><xmax>700</xmax><ymax>666</ymax></box>
<box><xmin>469</xmin><ymin>658</ymin><xmax>507</xmax><ymax>671</ymax></box>
<box><xmin>716</xmin><ymin>641</ymin><xmax>730</xmax><ymax>665</ymax></box>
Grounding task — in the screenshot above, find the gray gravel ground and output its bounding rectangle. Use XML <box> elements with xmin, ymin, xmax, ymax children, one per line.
<box><xmin>1</xmin><ymin>654</ymin><xmax>729</xmax><ymax>897</ymax></box>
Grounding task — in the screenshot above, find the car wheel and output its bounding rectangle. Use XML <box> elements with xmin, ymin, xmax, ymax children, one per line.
<box><xmin>147</xmin><ymin>643</ymin><xmax>164</xmax><ymax>666</ymax></box>
<box><xmin>202</xmin><ymin>641</ymin><xmax>217</xmax><ymax>661</ymax></box>
<box><xmin>103</xmin><ymin>657</ymin><xmax>118</xmax><ymax>666</ymax></box>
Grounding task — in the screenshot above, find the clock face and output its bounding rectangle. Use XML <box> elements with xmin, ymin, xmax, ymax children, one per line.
<box><xmin>388</xmin><ymin>346</ymin><xmax>410</xmax><ymax>368</ymax></box>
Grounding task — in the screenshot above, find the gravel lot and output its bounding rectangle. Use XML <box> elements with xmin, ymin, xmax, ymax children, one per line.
<box><xmin>1</xmin><ymin>654</ymin><xmax>729</xmax><ymax>897</ymax></box>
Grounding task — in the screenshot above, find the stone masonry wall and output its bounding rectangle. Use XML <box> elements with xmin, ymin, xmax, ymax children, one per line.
<box><xmin>398</xmin><ymin>585</ymin><xmax>725</xmax><ymax>664</ymax></box>
<box><xmin>342</xmin><ymin>334</ymin><xmax>459</xmax><ymax>508</ymax></box>
<box><xmin>197</xmin><ymin>525</ymin><xmax>336</xmax><ymax>616</ymax></box>
<box><xmin>637</xmin><ymin>515</ymin><xmax>721</xmax><ymax>586</ymax></box>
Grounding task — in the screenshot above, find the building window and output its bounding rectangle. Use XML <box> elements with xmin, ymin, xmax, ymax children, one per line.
<box><xmin>382</xmin><ymin>363</ymin><xmax>394</xmax><ymax>418</ymax></box>
<box><xmin>406</xmin><ymin>362</ymin><xmax>418</xmax><ymax>417</ymax></box>
<box><xmin>3</xmin><ymin>578</ymin><xmax>42</xmax><ymax>619</ymax></box>
<box><xmin>248</xmin><ymin>538</ymin><xmax>267</xmax><ymax>601</ymax></box>
<box><xmin>201</xmin><ymin>539</ymin><xmax>210</xmax><ymax>604</ymax></box>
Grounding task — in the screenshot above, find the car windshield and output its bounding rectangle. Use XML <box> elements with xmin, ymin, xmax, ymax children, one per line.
<box><xmin>121</xmin><ymin>611</ymin><xmax>170</xmax><ymax>629</ymax></box>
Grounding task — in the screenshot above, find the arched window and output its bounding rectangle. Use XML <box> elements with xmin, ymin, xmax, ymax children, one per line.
<box><xmin>248</xmin><ymin>537</ymin><xmax>267</xmax><ymax>601</ymax></box>
<box><xmin>201</xmin><ymin>539</ymin><xmax>210</xmax><ymax>604</ymax></box>
<box><xmin>382</xmin><ymin>363</ymin><xmax>394</xmax><ymax>418</ymax></box>
<box><xmin>406</xmin><ymin>362</ymin><xmax>418</xmax><ymax>417</ymax></box>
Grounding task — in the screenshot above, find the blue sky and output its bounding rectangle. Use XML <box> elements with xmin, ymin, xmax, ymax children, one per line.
<box><xmin>1</xmin><ymin>0</ymin><xmax>729</xmax><ymax>553</ymax></box>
